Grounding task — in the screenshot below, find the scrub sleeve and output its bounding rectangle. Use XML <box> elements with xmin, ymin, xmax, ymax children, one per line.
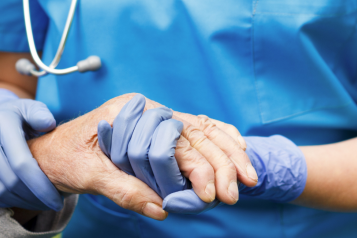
<box><xmin>0</xmin><ymin>195</ymin><xmax>78</xmax><ymax>238</ymax></box>
<box><xmin>0</xmin><ymin>1</ymin><xmax>78</xmax><ymax>237</ymax></box>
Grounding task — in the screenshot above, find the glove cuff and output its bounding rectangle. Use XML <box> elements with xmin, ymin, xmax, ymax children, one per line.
<box><xmin>240</xmin><ymin>135</ymin><xmax>307</xmax><ymax>203</ymax></box>
<box><xmin>0</xmin><ymin>89</ymin><xmax>19</xmax><ymax>104</ymax></box>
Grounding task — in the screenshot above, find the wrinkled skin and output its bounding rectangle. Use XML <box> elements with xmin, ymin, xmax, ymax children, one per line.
<box><xmin>28</xmin><ymin>93</ymin><xmax>257</xmax><ymax>220</ymax></box>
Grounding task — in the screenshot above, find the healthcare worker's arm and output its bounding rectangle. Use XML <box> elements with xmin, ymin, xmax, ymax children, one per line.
<box><xmin>0</xmin><ymin>52</ymin><xmax>79</xmax><ymax>238</ymax></box>
<box><xmin>0</xmin><ymin>52</ymin><xmax>37</xmax><ymax>99</ymax></box>
<box><xmin>293</xmin><ymin>138</ymin><xmax>357</xmax><ymax>211</ymax></box>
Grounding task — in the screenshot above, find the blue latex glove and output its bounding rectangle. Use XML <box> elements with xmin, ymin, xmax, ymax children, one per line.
<box><xmin>0</xmin><ymin>89</ymin><xmax>63</xmax><ymax>211</ymax></box>
<box><xmin>98</xmin><ymin>94</ymin><xmax>220</xmax><ymax>214</ymax></box>
<box><xmin>238</xmin><ymin>135</ymin><xmax>307</xmax><ymax>202</ymax></box>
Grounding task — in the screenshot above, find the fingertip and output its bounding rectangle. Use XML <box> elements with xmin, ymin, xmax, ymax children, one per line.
<box><xmin>227</xmin><ymin>181</ymin><xmax>239</xmax><ymax>204</ymax></box>
<box><xmin>215</xmin><ymin>172</ymin><xmax>238</xmax><ymax>205</ymax></box>
<box><xmin>23</xmin><ymin>101</ymin><xmax>56</xmax><ymax>132</ymax></box>
<box><xmin>143</xmin><ymin>202</ymin><xmax>168</xmax><ymax>221</ymax></box>
<box><xmin>98</xmin><ymin>120</ymin><xmax>112</xmax><ymax>131</ymax></box>
<box><xmin>163</xmin><ymin>189</ymin><xmax>220</xmax><ymax>214</ymax></box>
<box><xmin>238</xmin><ymin>136</ymin><xmax>247</xmax><ymax>151</ymax></box>
<box><xmin>173</xmin><ymin>119</ymin><xmax>184</xmax><ymax>133</ymax></box>
<box><xmin>130</xmin><ymin>94</ymin><xmax>146</xmax><ymax>108</ymax></box>
<box><xmin>51</xmin><ymin>201</ymin><xmax>64</xmax><ymax>212</ymax></box>
<box><xmin>30</xmin><ymin>110</ymin><xmax>56</xmax><ymax>132</ymax></box>
<box><xmin>119</xmin><ymin>93</ymin><xmax>146</xmax><ymax>119</ymax></box>
<box><xmin>246</xmin><ymin>163</ymin><xmax>258</xmax><ymax>183</ymax></box>
<box><xmin>132</xmin><ymin>93</ymin><xmax>145</xmax><ymax>101</ymax></box>
<box><xmin>160</xmin><ymin>119</ymin><xmax>183</xmax><ymax>134</ymax></box>
<box><xmin>189</xmin><ymin>167</ymin><xmax>216</xmax><ymax>203</ymax></box>
<box><xmin>204</xmin><ymin>182</ymin><xmax>216</xmax><ymax>203</ymax></box>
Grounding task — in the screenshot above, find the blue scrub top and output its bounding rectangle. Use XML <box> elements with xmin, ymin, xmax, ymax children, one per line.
<box><xmin>1</xmin><ymin>0</ymin><xmax>357</xmax><ymax>237</ymax></box>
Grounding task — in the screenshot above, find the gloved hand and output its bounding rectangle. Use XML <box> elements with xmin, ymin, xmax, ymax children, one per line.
<box><xmin>238</xmin><ymin>135</ymin><xmax>307</xmax><ymax>202</ymax></box>
<box><xmin>164</xmin><ymin>135</ymin><xmax>307</xmax><ymax>211</ymax></box>
<box><xmin>0</xmin><ymin>89</ymin><xmax>63</xmax><ymax>211</ymax></box>
<box><xmin>98</xmin><ymin>94</ymin><xmax>221</xmax><ymax>214</ymax></box>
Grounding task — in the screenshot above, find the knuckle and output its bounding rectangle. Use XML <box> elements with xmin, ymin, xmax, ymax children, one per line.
<box><xmin>190</xmin><ymin>166</ymin><xmax>214</xmax><ymax>185</ymax></box>
<box><xmin>214</xmin><ymin>154</ymin><xmax>235</xmax><ymax>171</ymax></box>
<box><xmin>197</xmin><ymin>116</ymin><xmax>218</xmax><ymax>137</ymax></box>
<box><xmin>175</xmin><ymin>136</ymin><xmax>190</xmax><ymax>150</ymax></box>
<box><xmin>184</xmin><ymin>124</ymin><xmax>207</xmax><ymax>146</ymax></box>
<box><xmin>117</xmin><ymin>188</ymin><xmax>136</xmax><ymax>209</ymax></box>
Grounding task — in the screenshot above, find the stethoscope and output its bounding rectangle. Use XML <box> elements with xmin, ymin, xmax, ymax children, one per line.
<box><xmin>16</xmin><ymin>0</ymin><xmax>101</xmax><ymax>77</ymax></box>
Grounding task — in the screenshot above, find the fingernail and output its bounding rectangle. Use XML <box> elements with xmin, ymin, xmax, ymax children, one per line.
<box><xmin>228</xmin><ymin>181</ymin><xmax>238</xmax><ymax>203</ymax></box>
<box><xmin>205</xmin><ymin>182</ymin><xmax>216</xmax><ymax>202</ymax></box>
<box><xmin>246</xmin><ymin>163</ymin><xmax>258</xmax><ymax>182</ymax></box>
<box><xmin>238</xmin><ymin>137</ymin><xmax>247</xmax><ymax>151</ymax></box>
<box><xmin>143</xmin><ymin>203</ymin><xmax>168</xmax><ymax>221</ymax></box>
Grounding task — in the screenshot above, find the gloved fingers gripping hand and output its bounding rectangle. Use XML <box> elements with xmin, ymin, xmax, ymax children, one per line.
<box><xmin>147</xmin><ymin>119</ymin><xmax>189</xmax><ymax>198</ymax></box>
<box><xmin>127</xmin><ymin>107</ymin><xmax>173</xmax><ymax>195</ymax></box>
<box><xmin>0</xmin><ymin>99</ymin><xmax>62</xmax><ymax>211</ymax></box>
<box><xmin>129</xmin><ymin>103</ymin><xmax>217</xmax><ymax>203</ymax></box>
<box><xmin>98</xmin><ymin>94</ymin><xmax>146</xmax><ymax>176</ymax></box>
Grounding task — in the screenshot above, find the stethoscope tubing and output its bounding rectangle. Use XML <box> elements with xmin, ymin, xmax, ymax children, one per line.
<box><xmin>23</xmin><ymin>0</ymin><xmax>79</xmax><ymax>76</ymax></box>
<box><xmin>18</xmin><ymin>0</ymin><xmax>101</xmax><ymax>77</ymax></box>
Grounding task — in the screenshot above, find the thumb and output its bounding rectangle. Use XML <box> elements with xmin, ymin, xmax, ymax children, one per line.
<box><xmin>95</xmin><ymin>168</ymin><xmax>168</xmax><ymax>221</ymax></box>
<box><xmin>163</xmin><ymin>189</ymin><xmax>221</xmax><ymax>214</ymax></box>
<box><xmin>20</xmin><ymin>100</ymin><xmax>56</xmax><ymax>132</ymax></box>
